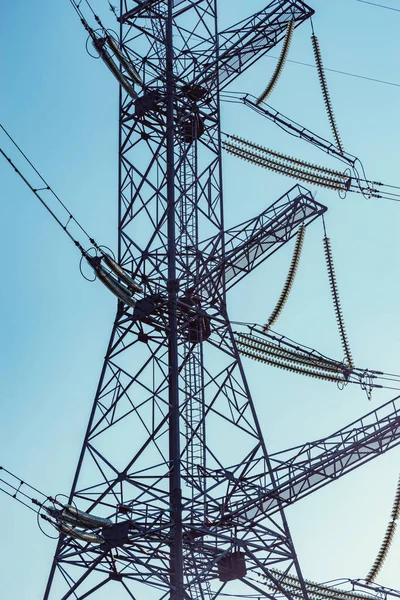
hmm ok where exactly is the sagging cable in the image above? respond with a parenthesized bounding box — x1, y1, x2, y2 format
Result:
(264, 225, 305, 330)
(256, 20, 294, 104)
(0, 126, 142, 308)
(311, 33, 344, 153)
(323, 236, 354, 368)
(366, 474, 400, 583)
(0, 465, 60, 515)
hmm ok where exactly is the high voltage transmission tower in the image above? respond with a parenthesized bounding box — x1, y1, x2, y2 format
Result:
(41, 0, 324, 597)
(2, 1, 400, 599)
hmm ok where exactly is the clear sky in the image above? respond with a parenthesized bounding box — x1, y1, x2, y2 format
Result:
(1, 0, 400, 597)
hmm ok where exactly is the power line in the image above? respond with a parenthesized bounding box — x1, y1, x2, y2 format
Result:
(268, 55, 400, 89)
(354, 0, 400, 13)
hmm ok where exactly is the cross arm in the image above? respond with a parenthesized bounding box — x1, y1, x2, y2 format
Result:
(194, 0, 313, 92)
(230, 394, 400, 522)
(196, 184, 326, 297)
(241, 94, 358, 168)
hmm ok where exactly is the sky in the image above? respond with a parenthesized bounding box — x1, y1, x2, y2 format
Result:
(1, 0, 400, 597)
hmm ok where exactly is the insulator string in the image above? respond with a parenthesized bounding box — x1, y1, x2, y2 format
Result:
(230, 323, 400, 393)
(265, 568, 374, 600)
(237, 345, 345, 383)
(223, 131, 400, 202)
(323, 236, 354, 368)
(236, 333, 346, 374)
(236, 336, 346, 383)
(311, 33, 344, 153)
(366, 474, 400, 583)
(256, 20, 294, 104)
(223, 141, 347, 191)
(263, 226, 305, 330)
(227, 134, 349, 178)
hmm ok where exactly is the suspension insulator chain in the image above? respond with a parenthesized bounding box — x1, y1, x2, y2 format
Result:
(311, 34, 344, 154)
(227, 134, 348, 179)
(237, 345, 344, 383)
(366, 474, 400, 583)
(264, 225, 305, 330)
(223, 140, 348, 191)
(391, 476, 400, 521)
(323, 236, 354, 369)
(236, 335, 345, 383)
(265, 568, 374, 600)
(237, 332, 344, 373)
(256, 20, 295, 105)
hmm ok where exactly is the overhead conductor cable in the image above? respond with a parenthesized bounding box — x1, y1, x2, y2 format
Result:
(0, 125, 142, 307)
(264, 225, 305, 330)
(256, 20, 294, 105)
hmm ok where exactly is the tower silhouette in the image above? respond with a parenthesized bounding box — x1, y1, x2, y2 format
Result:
(42, 1, 328, 598)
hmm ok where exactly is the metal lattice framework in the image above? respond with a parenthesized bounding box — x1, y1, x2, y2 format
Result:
(36, 1, 399, 599)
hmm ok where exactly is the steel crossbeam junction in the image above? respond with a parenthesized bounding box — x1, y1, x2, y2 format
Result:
(38, 1, 398, 599)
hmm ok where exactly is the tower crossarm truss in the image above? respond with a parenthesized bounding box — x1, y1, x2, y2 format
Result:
(194, 0, 314, 91)
(224, 394, 400, 523)
(195, 184, 326, 298)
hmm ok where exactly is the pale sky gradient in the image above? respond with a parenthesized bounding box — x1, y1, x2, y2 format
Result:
(1, 0, 400, 597)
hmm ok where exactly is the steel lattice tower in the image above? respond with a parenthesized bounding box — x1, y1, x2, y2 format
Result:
(43, 1, 327, 598)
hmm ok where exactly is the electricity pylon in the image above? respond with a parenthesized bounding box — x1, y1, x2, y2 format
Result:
(43, 1, 323, 598)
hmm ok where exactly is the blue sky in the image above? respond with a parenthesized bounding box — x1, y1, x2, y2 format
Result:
(1, 0, 400, 597)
